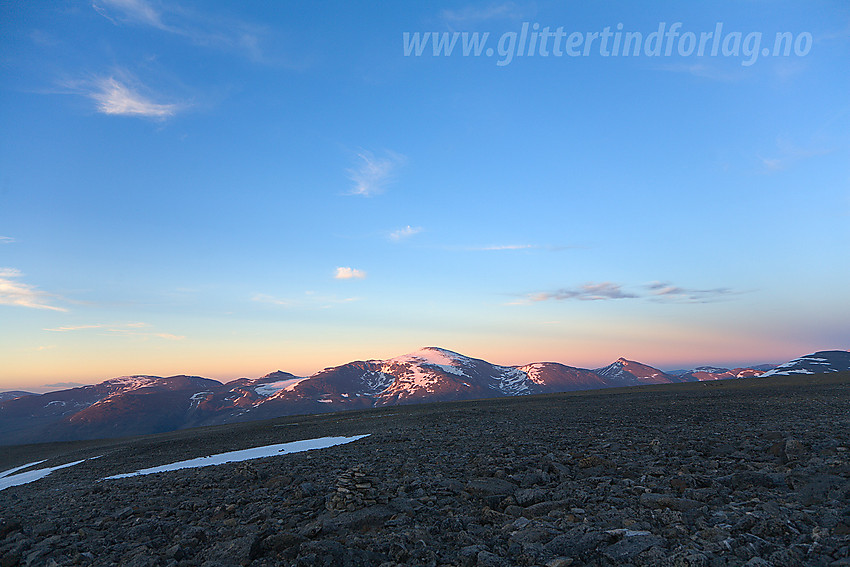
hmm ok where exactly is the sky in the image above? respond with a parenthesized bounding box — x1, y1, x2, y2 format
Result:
(1, 1, 848, 392)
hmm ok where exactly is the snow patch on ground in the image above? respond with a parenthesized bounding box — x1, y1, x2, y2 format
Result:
(0, 458, 96, 491)
(103, 435, 370, 479)
(0, 460, 47, 480)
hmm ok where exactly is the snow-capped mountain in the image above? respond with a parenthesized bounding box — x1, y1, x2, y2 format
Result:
(260, 348, 612, 409)
(670, 366, 770, 381)
(759, 351, 850, 377)
(2, 348, 848, 445)
(594, 357, 680, 385)
(0, 375, 221, 445)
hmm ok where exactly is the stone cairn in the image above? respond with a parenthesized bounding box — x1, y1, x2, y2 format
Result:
(325, 464, 387, 512)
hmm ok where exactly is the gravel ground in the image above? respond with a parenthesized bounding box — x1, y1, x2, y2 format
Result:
(2, 373, 850, 567)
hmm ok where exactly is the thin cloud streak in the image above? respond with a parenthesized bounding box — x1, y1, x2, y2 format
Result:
(252, 292, 361, 309)
(44, 322, 183, 340)
(94, 0, 165, 29)
(93, 0, 268, 62)
(645, 282, 743, 304)
(474, 244, 535, 251)
(43, 381, 87, 389)
(528, 282, 637, 302)
(99, 329, 185, 340)
(652, 63, 741, 82)
(441, 2, 529, 26)
(514, 281, 745, 305)
(0, 268, 67, 312)
(0, 236, 16, 244)
(462, 244, 579, 252)
(44, 324, 105, 332)
(251, 294, 292, 307)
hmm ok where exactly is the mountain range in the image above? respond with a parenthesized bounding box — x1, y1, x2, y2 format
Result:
(1, 347, 848, 446)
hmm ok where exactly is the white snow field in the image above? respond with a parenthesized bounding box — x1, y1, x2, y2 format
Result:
(103, 434, 370, 480)
(0, 459, 89, 491)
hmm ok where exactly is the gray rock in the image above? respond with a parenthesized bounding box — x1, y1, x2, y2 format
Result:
(545, 527, 612, 558)
(477, 550, 509, 567)
(602, 534, 666, 561)
(332, 504, 394, 529)
(466, 478, 517, 496)
(639, 493, 702, 511)
(515, 488, 547, 506)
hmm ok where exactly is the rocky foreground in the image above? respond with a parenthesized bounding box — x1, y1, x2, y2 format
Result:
(2, 373, 849, 567)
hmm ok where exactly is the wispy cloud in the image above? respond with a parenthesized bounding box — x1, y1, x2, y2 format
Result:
(758, 136, 831, 173)
(94, 0, 165, 29)
(44, 321, 183, 339)
(389, 226, 423, 240)
(512, 280, 744, 305)
(473, 244, 535, 251)
(43, 381, 88, 389)
(645, 282, 743, 304)
(334, 267, 366, 280)
(526, 282, 638, 303)
(760, 157, 784, 171)
(93, 0, 267, 61)
(252, 292, 361, 309)
(347, 150, 405, 196)
(251, 294, 292, 307)
(653, 63, 741, 82)
(90, 76, 181, 118)
(0, 236, 16, 244)
(0, 268, 67, 312)
(441, 2, 530, 27)
(463, 244, 579, 252)
(44, 324, 105, 332)
(150, 333, 185, 340)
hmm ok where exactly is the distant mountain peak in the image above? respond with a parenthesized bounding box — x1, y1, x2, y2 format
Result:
(760, 350, 850, 377)
(389, 347, 467, 367)
(414, 346, 465, 357)
(595, 358, 675, 385)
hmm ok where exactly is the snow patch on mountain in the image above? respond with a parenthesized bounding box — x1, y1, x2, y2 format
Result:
(254, 378, 307, 396)
(361, 371, 394, 395)
(388, 347, 467, 376)
(100, 376, 162, 391)
(520, 364, 546, 385)
(760, 351, 850, 377)
(493, 366, 533, 395)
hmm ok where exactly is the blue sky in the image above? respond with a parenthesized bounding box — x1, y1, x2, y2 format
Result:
(1, 1, 848, 391)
